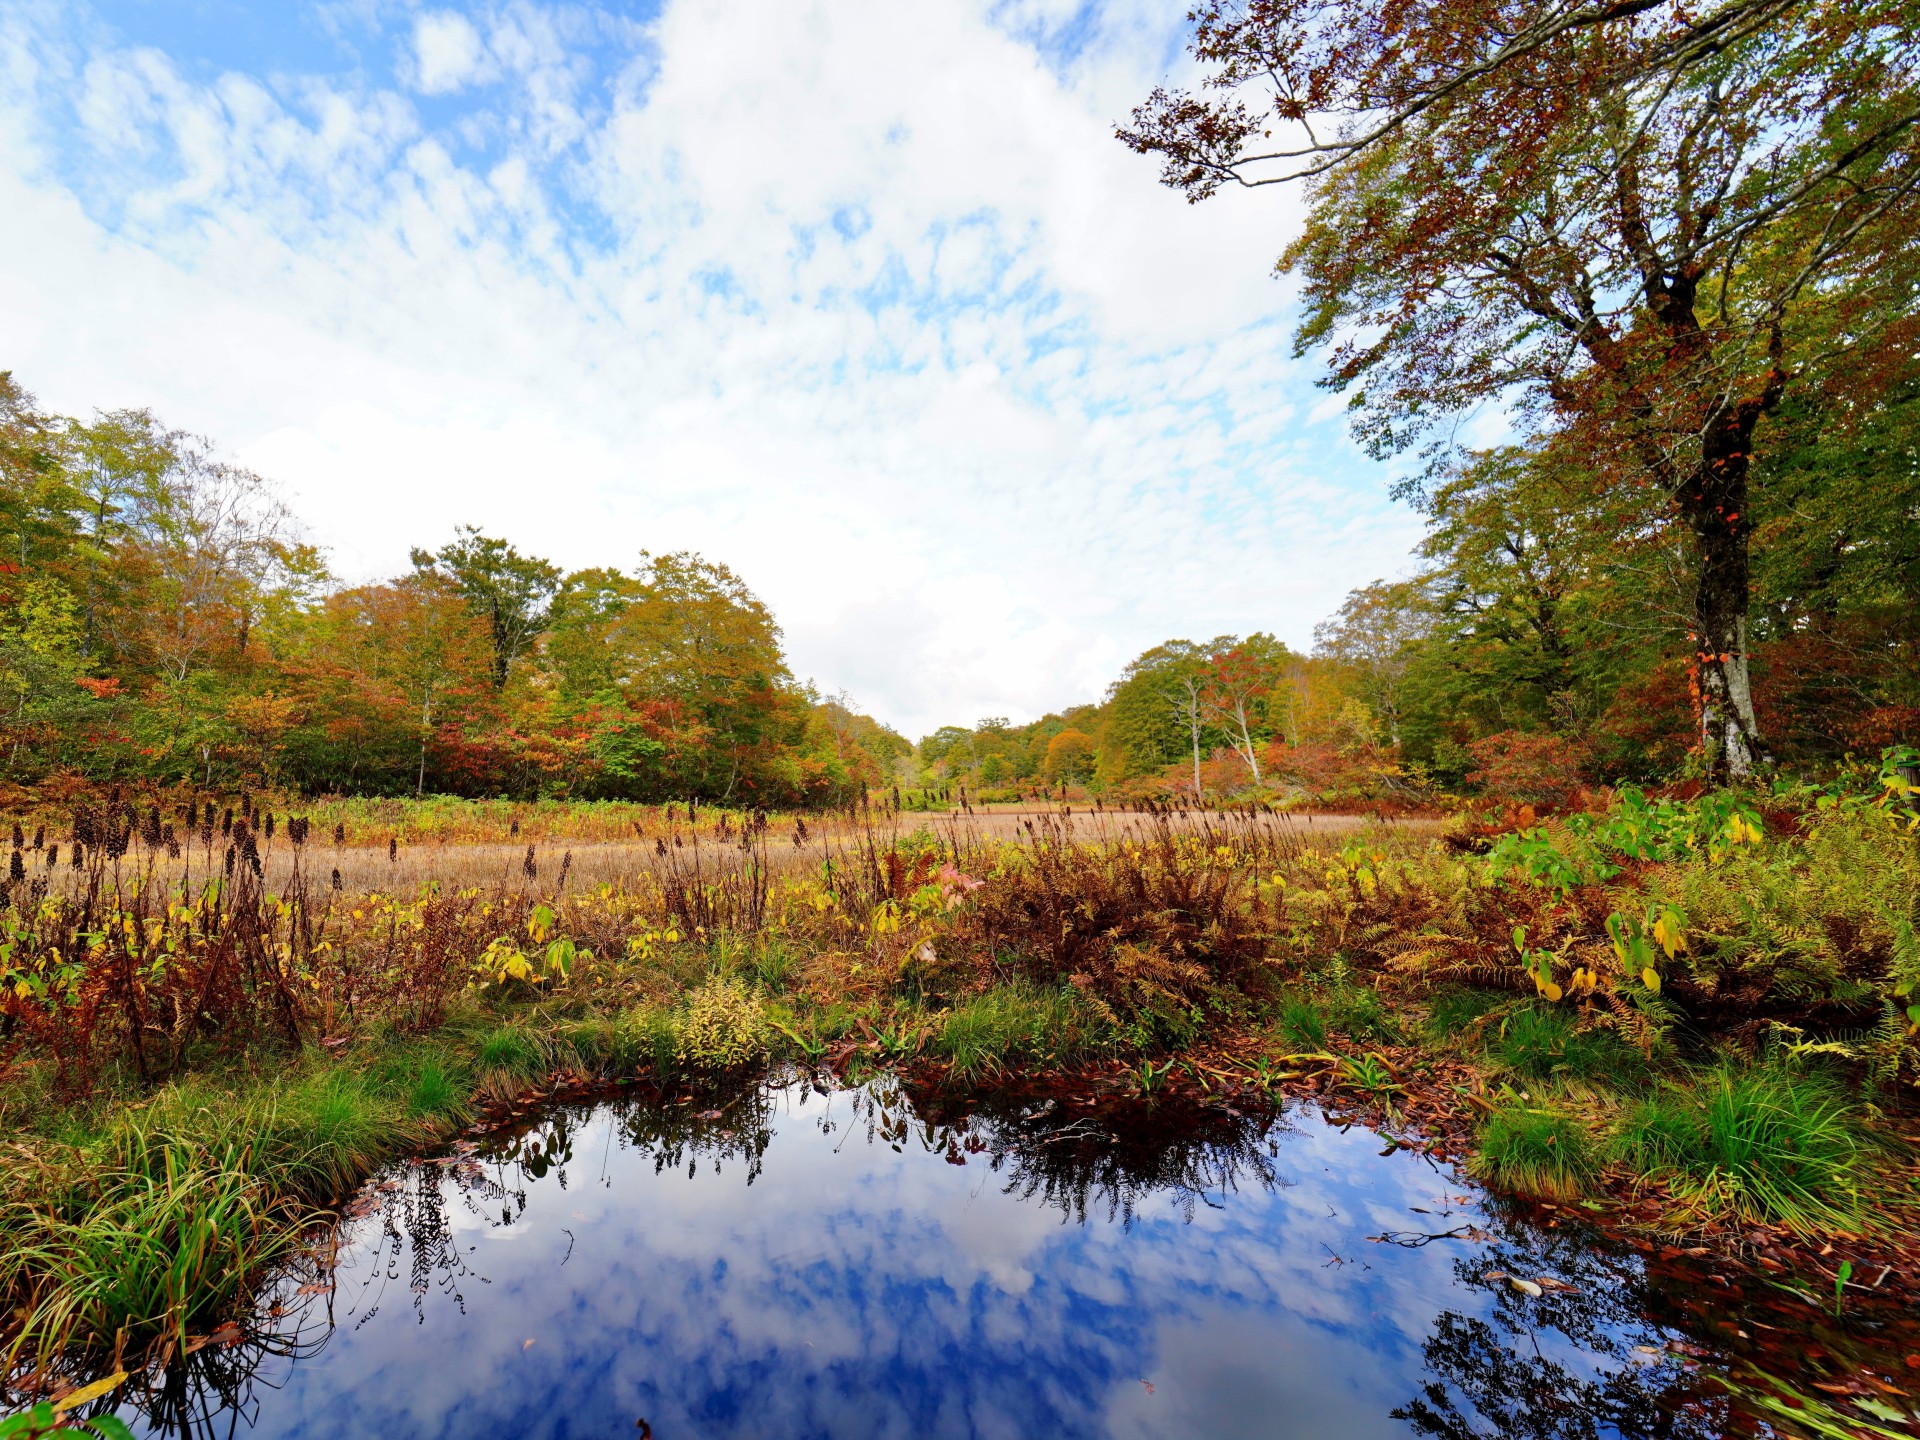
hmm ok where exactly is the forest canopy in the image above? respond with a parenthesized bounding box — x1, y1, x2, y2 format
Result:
(0, 374, 906, 804)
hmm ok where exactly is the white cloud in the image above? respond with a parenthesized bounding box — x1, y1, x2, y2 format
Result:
(0, 0, 1425, 738)
(412, 11, 489, 95)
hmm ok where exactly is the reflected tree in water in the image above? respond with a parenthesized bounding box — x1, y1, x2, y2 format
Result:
(1394, 1230, 1725, 1440)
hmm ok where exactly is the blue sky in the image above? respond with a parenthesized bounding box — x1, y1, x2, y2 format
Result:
(0, 0, 1426, 736)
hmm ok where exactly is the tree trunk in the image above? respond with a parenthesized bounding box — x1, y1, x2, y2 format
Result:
(1681, 398, 1769, 782)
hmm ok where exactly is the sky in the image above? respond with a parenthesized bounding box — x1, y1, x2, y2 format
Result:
(0, 0, 1426, 739)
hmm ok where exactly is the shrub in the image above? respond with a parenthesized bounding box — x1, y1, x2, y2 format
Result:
(1469, 1103, 1599, 1200)
(676, 978, 769, 1071)
(1465, 731, 1588, 808)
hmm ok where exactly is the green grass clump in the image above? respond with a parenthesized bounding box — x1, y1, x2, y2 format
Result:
(1273, 995, 1327, 1050)
(936, 984, 1101, 1078)
(1612, 1065, 1873, 1234)
(1424, 987, 1506, 1039)
(0, 1145, 306, 1363)
(474, 1024, 549, 1093)
(1487, 1004, 1638, 1084)
(1470, 1102, 1599, 1200)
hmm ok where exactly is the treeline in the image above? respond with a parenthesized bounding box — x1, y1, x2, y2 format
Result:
(921, 365, 1919, 804)
(0, 375, 907, 804)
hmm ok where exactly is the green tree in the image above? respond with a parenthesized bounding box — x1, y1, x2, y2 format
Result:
(412, 527, 562, 690)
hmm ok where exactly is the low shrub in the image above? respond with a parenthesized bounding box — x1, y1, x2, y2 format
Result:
(1469, 1103, 1599, 1200)
(676, 978, 769, 1071)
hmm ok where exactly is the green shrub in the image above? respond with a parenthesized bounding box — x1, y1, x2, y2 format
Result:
(935, 984, 1102, 1078)
(1469, 1102, 1599, 1200)
(615, 1005, 684, 1075)
(1613, 1065, 1872, 1234)
(677, 978, 769, 1070)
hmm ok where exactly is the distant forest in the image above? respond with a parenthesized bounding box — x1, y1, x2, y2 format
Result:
(0, 374, 906, 805)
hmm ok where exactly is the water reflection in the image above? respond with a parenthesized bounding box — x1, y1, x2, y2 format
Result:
(65, 1073, 1913, 1439)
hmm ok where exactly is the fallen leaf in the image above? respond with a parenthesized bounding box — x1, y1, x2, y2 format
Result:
(1507, 1277, 1544, 1298)
(50, 1371, 129, 1413)
(523, 1338, 537, 1350)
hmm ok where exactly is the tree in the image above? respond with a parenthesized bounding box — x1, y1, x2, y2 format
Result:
(1200, 633, 1292, 783)
(1124, 0, 1920, 778)
(1313, 581, 1434, 748)
(1044, 728, 1096, 784)
(318, 577, 493, 795)
(412, 527, 561, 690)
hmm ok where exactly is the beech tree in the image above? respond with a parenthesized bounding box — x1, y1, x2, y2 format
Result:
(1123, 0, 1920, 778)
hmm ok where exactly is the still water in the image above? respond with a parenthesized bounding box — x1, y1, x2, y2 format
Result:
(111, 1076, 1910, 1438)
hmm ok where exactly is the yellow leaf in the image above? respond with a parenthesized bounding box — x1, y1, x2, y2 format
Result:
(52, 1370, 129, 1412)
(1542, 982, 1564, 1002)
(1641, 967, 1661, 993)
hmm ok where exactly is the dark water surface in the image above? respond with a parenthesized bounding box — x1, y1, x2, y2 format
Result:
(108, 1076, 1915, 1439)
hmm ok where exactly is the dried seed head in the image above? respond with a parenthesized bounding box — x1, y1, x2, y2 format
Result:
(331, 867, 343, 890)
(388, 837, 398, 862)
(333, 822, 346, 845)
(8, 849, 23, 883)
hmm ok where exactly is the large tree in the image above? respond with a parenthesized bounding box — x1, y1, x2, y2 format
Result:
(1123, 0, 1920, 778)
(412, 526, 561, 690)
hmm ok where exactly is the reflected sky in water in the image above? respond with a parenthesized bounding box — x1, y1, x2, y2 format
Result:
(119, 1079, 1722, 1440)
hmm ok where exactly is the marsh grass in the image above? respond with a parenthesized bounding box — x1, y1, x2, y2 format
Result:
(1612, 1064, 1880, 1234)
(1486, 1004, 1641, 1085)
(0, 1146, 304, 1366)
(1469, 1102, 1600, 1200)
(935, 984, 1106, 1078)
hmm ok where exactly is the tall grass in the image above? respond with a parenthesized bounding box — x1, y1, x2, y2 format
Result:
(1469, 1102, 1600, 1200)
(1612, 1065, 1876, 1234)
(0, 1146, 306, 1365)
(935, 984, 1106, 1078)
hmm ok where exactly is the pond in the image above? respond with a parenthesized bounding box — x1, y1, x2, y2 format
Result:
(102, 1075, 1916, 1438)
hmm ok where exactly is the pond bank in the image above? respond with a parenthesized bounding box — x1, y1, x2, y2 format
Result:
(13, 1068, 1920, 1439)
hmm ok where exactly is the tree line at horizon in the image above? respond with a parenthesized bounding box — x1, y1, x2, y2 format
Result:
(0, 373, 907, 805)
